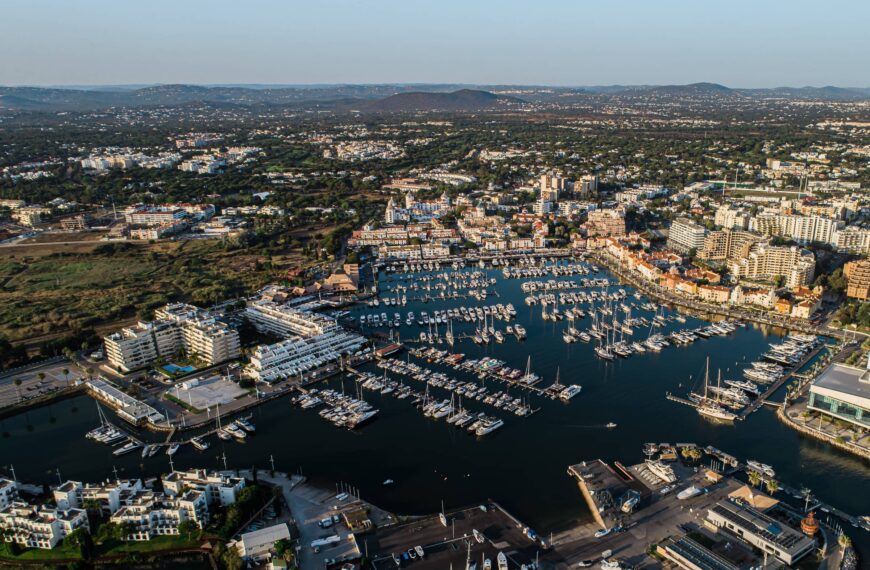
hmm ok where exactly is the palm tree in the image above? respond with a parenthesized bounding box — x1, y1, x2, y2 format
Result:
(13, 378, 22, 402)
(747, 470, 762, 488)
(838, 533, 852, 549)
(62, 368, 70, 387)
(37, 372, 45, 384)
(765, 478, 779, 495)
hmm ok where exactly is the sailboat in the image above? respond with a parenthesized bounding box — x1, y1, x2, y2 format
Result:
(445, 319, 454, 347)
(697, 359, 737, 422)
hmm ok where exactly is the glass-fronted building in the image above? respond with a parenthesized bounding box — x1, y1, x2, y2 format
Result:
(808, 362, 870, 429)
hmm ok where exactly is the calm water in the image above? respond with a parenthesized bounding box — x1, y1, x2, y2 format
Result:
(1, 262, 867, 549)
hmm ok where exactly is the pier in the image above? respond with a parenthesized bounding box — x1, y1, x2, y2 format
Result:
(739, 341, 826, 419)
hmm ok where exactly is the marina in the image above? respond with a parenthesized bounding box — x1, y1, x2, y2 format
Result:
(1, 255, 868, 561)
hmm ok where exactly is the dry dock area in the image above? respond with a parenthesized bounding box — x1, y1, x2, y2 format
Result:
(367, 503, 544, 570)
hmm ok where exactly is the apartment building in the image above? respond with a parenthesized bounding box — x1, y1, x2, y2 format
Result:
(575, 174, 599, 197)
(714, 205, 750, 230)
(750, 212, 842, 245)
(844, 259, 870, 300)
(110, 489, 209, 540)
(162, 469, 245, 507)
(584, 209, 626, 237)
(53, 478, 144, 516)
(834, 227, 870, 254)
(155, 303, 241, 365)
(245, 299, 337, 338)
(727, 244, 815, 287)
(0, 478, 17, 510)
(667, 217, 707, 254)
(247, 331, 366, 382)
(0, 502, 88, 550)
(699, 230, 760, 262)
(104, 304, 239, 372)
(124, 206, 186, 226)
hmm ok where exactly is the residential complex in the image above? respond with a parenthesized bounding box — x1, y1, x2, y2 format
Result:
(0, 502, 89, 550)
(104, 303, 240, 372)
(726, 244, 815, 288)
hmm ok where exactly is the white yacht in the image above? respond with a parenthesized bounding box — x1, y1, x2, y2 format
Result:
(560, 385, 582, 401)
(645, 460, 677, 484)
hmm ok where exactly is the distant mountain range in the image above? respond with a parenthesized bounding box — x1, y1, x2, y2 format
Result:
(1, 82, 869, 112)
(353, 89, 520, 112)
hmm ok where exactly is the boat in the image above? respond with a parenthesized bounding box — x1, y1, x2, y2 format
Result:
(383, 479, 395, 485)
(439, 512, 448, 527)
(166, 443, 180, 456)
(497, 552, 508, 570)
(475, 417, 504, 436)
(605, 422, 617, 429)
(473, 529, 485, 543)
(191, 436, 209, 451)
(415, 546, 425, 558)
(140, 444, 152, 458)
(560, 384, 582, 401)
(645, 460, 677, 484)
(697, 361, 737, 422)
(594, 528, 612, 538)
(113, 440, 140, 456)
(235, 417, 256, 432)
(677, 486, 702, 500)
(746, 460, 775, 478)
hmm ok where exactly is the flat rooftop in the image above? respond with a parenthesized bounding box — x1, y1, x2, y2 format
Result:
(812, 363, 870, 405)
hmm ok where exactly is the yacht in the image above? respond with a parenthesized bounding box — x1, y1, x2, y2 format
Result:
(497, 552, 508, 570)
(166, 443, 180, 456)
(746, 460, 776, 478)
(475, 417, 504, 436)
(560, 385, 582, 401)
(191, 436, 209, 451)
(514, 325, 527, 339)
(113, 440, 141, 456)
(645, 460, 677, 484)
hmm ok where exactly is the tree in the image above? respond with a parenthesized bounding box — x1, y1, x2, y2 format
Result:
(64, 528, 94, 560)
(221, 545, 244, 570)
(747, 470, 762, 488)
(62, 368, 70, 387)
(13, 378, 22, 402)
(274, 538, 291, 559)
(178, 520, 201, 542)
(765, 478, 779, 495)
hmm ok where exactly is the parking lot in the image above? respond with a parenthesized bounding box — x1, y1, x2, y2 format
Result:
(0, 358, 79, 408)
(368, 504, 542, 570)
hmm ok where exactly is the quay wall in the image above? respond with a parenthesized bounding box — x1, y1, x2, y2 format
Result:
(776, 405, 870, 461)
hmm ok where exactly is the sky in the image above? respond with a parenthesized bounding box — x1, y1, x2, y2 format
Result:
(1, 0, 868, 88)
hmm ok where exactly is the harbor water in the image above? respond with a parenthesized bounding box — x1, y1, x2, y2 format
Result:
(1, 261, 867, 548)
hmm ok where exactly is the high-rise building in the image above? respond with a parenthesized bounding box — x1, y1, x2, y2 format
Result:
(750, 212, 841, 245)
(844, 259, 870, 300)
(667, 218, 707, 253)
(714, 205, 750, 230)
(727, 244, 815, 288)
(575, 174, 599, 197)
(699, 230, 760, 262)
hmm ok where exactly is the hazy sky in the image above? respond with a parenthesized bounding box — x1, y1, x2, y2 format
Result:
(2, 0, 867, 87)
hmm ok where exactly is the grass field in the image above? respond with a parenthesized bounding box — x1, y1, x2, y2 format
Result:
(0, 238, 307, 346)
(0, 535, 204, 563)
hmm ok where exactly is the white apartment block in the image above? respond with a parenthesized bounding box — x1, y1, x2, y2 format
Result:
(727, 244, 815, 288)
(667, 218, 707, 253)
(834, 227, 870, 254)
(110, 489, 209, 540)
(124, 206, 186, 226)
(104, 304, 239, 372)
(0, 478, 17, 510)
(0, 502, 88, 550)
(162, 469, 245, 507)
(750, 212, 842, 245)
(54, 478, 144, 515)
(714, 205, 750, 230)
(245, 300, 337, 338)
(247, 331, 367, 382)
